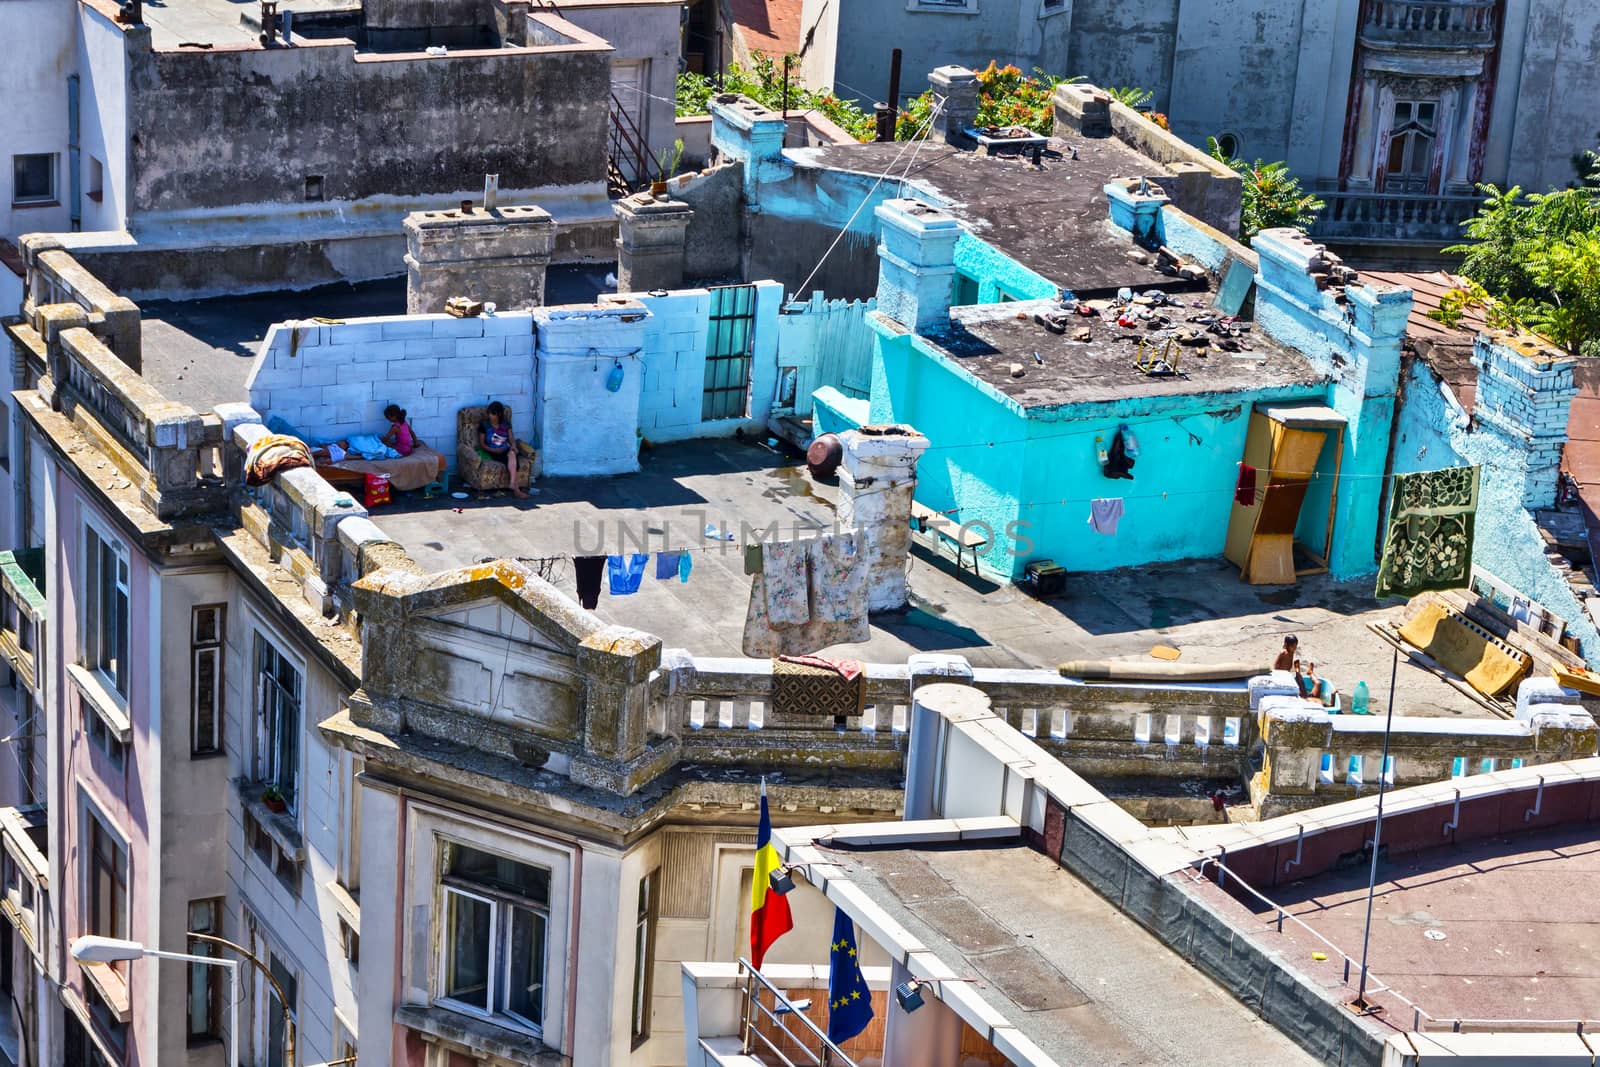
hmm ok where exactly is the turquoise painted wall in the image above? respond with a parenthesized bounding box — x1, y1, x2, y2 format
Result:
(950, 232, 1059, 305)
(869, 323, 1029, 574)
(1393, 359, 1600, 662)
(869, 313, 1323, 579)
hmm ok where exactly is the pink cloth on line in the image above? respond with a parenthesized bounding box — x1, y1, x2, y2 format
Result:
(777, 655, 864, 682)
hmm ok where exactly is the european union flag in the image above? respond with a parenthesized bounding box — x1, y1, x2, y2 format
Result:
(826, 906, 874, 1045)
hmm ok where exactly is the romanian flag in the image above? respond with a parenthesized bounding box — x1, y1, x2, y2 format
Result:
(750, 778, 793, 969)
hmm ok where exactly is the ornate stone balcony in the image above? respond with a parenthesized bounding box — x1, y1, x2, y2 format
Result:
(1311, 189, 1482, 247)
(1360, 0, 1498, 50)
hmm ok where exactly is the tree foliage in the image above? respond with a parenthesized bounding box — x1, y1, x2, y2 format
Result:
(1207, 138, 1325, 242)
(675, 55, 875, 141)
(1444, 185, 1600, 356)
(896, 63, 1079, 140)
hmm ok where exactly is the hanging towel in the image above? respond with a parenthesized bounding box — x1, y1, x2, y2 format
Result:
(655, 551, 683, 580)
(811, 529, 867, 623)
(762, 539, 811, 625)
(1088, 497, 1125, 536)
(678, 552, 692, 583)
(1234, 464, 1257, 506)
(743, 543, 766, 575)
(607, 553, 649, 595)
(574, 556, 606, 610)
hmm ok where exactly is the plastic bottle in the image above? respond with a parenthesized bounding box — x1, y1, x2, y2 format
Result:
(1351, 681, 1370, 715)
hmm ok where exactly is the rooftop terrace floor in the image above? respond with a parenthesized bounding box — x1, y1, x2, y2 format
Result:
(1237, 824, 1600, 1028)
(374, 438, 1494, 717)
(139, 0, 355, 49)
(835, 842, 1318, 1066)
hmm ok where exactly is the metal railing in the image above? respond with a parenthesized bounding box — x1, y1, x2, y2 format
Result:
(738, 958, 860, 1067)
(1312, 190, 1481, 244)
(608, 90, 661, 196)
(1191, 854, 1600, 1035)
(1187, 857, 1436, 1030)
(1363, 0, 1496, 40)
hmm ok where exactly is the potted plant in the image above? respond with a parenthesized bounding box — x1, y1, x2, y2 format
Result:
(651, 138, 685, 198)
(261, 785, 287, 814)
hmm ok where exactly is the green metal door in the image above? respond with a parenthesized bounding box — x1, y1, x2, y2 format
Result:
(703, 285, 756, 421)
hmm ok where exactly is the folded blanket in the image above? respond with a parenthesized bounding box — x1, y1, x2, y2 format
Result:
(245, 434, 312, 487)
(771, 656, 866, 718)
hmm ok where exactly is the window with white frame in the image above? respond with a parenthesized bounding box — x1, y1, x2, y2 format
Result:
(912, 0, 976, 9)
(83, 523, 129, 699)
(253, 634, 301, 813)
(438, 841, 550, 1033)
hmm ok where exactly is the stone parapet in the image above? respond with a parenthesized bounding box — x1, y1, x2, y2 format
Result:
(928, 66, 979, 144)
(1252, 699, 1598, 817)
(873, 198, 963, 334)
(403, 203, 555, 314)
(836, 424, 929, 612)
(613, 193, 694, 292)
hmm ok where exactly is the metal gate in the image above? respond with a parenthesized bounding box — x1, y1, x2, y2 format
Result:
(703, 285, 756, 421)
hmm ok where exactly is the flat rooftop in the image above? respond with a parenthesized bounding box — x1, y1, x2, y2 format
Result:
(139, 267, 612, 412)
(136, 0, 357, 49)
(833, 842, 1318, 1066)
(923, 299, 1323, 408)
(373, 437, 1495, 717)
(803, 138, 1185, 296)
(1228, 824, 1600, 1027)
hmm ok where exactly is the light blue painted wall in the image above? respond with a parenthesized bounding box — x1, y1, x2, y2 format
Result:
(868, 312, 1324, 579)
(626, 280, 784, 443)
(1393, 358, 1600, 662)
(951, 232, 1059, 305)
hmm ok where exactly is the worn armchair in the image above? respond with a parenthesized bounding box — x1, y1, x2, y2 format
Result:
(456, 405, 535, 491)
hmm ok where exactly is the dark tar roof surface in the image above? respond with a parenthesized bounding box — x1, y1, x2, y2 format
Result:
(803, 137, 1183, 295)
(917, 299, 1324, 408)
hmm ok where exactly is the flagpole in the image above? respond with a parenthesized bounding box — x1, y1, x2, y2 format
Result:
(1353, 644, 1398, 1012)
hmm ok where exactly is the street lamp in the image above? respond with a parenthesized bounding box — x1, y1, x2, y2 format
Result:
(71, 935, 241, 1067)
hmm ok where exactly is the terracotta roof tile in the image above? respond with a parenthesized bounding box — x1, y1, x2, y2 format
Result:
(727, 0, 803, 59)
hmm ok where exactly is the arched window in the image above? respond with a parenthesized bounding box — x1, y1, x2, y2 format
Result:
(1383, 99, 1438, 193)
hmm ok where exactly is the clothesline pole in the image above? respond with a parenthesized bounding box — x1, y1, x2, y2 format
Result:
(1353, 642, 1399, 1014)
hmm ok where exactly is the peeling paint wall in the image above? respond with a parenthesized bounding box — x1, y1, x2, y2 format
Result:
(1393, 357, 1600, 659)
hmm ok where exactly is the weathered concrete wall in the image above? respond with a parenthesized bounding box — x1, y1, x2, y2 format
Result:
(552, 0, 684, 167)
(123, 31, 610, 214)
(0, 0, 75, 241)
(807, 0, 1076, 106)
(1064, 0, 1180, 113)
(675, 164, 744, 283)
(1505, 0, 1600, 192)
(1392, 352, 1600, 660)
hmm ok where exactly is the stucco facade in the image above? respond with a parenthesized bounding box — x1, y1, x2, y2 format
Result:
(797, 0, 1600, 261)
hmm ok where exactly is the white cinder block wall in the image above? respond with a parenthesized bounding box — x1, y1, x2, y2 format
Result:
(245, 282, 785, 475)
(245, 312, 539, 466)
(617, 280, 783, 444)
